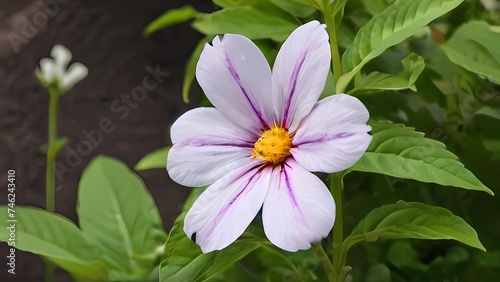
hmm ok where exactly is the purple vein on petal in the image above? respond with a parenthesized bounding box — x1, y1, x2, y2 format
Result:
(181, 138, 255, 148)
(282, 49, 308, 128)
(283, 165, 299, 208)
(294, 132, 356, 147)
(283, 163, 308, 226)
(206, 166, 265, 238)
(224, 51, 270, 128)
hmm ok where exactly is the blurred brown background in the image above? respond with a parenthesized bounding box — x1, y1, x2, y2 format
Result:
(0, 0, 213, 280)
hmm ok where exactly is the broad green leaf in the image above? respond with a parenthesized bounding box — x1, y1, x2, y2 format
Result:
(270, 0, 316, 17)
(442, 21, 500, 85)
(213, 0, 258, 7)
(291, 0, 322, 10)
(144, 5, 198, 36)
(350, 53, 425, 94)
(337, 0, 463, 93)
(0, 206, 107, 280)
(349, 123, 493, 195)
(135, 146, 171, 171)
(192, 7, 299, 41)
(344, 201, 486, 252)
(77, 156, 167, 279)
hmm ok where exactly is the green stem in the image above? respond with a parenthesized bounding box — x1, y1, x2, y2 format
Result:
(323, 5, 343, 84)
(331, 172, 345, 281)
(45, 86, 62, 282)
(313, 242, 337, 282)
(45, 86, 60, 212)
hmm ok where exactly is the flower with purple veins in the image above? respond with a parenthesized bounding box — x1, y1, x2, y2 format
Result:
(167, 20, 372, 253)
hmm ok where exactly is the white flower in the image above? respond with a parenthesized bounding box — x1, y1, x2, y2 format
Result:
(167, 21, 372, 253)
(36, 44, 88, 93)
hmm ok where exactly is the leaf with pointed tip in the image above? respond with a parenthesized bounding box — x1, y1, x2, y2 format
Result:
(350, 53, 425, 94)
(349, 123, 493, 195)
(78, 156, 167, 279)
(337, 0, 464, 93)
(135, 146, 171, 171)
(144, 5, 199, 36)
(344, 201, 486, 252)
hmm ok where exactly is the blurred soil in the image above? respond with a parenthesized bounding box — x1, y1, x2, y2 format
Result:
(0, 0, 213, 281)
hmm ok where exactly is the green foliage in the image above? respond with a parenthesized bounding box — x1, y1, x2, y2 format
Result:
(349, 123, 493, 195)
(350, 52, 425, 94)
(442, 21, 500, 84)
(0, 206, 107, 280)
(137, 0, 500, 280)
(135, 146, 171, 171)
(192, 7, 298, 41)
(78, 156, 167, 279)
(182, 38, 207, 103)
(1, 156, 167, 281)
(338, 0, 464, 93)
(344, 201, 485, 252)
(144, 5, 199, 36)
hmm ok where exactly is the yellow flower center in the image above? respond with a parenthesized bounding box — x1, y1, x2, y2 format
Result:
(251, 124, 292, 165)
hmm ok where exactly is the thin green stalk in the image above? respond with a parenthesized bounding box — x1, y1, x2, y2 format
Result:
(45, 86, 61, 282)
(330, 172, 345, 281)
(322, 6, 343, 84)
(46, 86, 60, 212)
(313, 242, 337, 282)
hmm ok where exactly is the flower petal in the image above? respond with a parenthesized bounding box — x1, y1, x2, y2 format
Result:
(50, 44, 72, 77)
(262, 158, 335, 252)
(60, 62, 88, 91)
(196, 34, 274, 134)
(291, 94, 372, 173)
(272, 20, 331, 131)
(167, 108, 258, 187)
(39, 58, 56, 81)
(184, 161, 270, 253)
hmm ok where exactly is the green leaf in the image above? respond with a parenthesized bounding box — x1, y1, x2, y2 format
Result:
(337, 0, 464, 93)
(0, 206, 107, 280)
(77, 156, 167, 279)
(366, 264, 391, 282)
(144, 5, 199, 36)
(291, 0, 322, 10)
(192, 7, 299, 41)
(344, 201, 486, 252)
(182, 38, 208, 103)
(270, 0, 316, 17)
(213, 0, 258, 7)
(135, 146, 171, 171)
(442, 21, 500, 85)
(387, 240, 429, 271)
(350, 53, 425, 94)
(349, 123, 493, 195)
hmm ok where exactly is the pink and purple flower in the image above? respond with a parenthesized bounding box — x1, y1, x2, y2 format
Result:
(167, 21, 372, 253)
